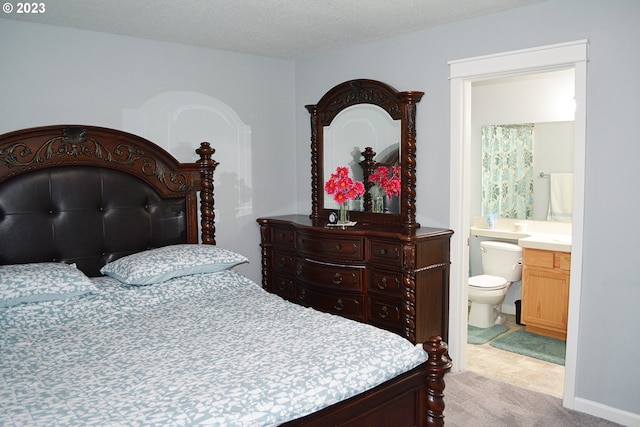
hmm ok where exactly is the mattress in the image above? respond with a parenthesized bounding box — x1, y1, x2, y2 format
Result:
(0, 269, 427, 426)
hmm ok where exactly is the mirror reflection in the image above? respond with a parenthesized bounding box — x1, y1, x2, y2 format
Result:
(481, 121, 574, 221)
(323, 104, 400, 212)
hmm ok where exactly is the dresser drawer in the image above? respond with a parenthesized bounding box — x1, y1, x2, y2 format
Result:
(369, 240, 403, 267)
(524, 248, 554, 268)
(297, 232, 364, 261)
(297, 285, 364, 320)
(296, 258, 365, 291)
(368, 296, 403, 333)
(271, 227, 295, 246)
(272, 273, 296, 300)
(369, 269, 402, 296)
(557, 252, 571, 271)
(524, 249, 571, 270)
(272, 252, 296, 273)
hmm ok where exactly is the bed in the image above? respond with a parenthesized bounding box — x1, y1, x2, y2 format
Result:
(0, 125, 451, 426)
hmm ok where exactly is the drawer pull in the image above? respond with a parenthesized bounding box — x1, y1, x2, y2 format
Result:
(278, 280, 286, 290)
(378, 277, 387, 290)
(298, 289, 306, 301)
(379, 248, 387, 255)
(335, 244, 341, 251)
(378, 306, 388, 319)
(296, 265, 302, 275)
(334, 299, 344, 311)
(332, 273, 343, 285)
(276, 257, 287, 267)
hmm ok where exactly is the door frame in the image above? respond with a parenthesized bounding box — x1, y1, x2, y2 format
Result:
(447, 40, 588, 408)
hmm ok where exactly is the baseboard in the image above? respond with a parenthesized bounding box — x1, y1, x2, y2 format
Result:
(572, 396, 640, 426)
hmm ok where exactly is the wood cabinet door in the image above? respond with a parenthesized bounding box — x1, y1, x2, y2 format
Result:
(522, 265, 570, 339)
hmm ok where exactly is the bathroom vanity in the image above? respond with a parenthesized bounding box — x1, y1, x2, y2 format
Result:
(521, 248, 570, 340)
(470, 218, 571, 340)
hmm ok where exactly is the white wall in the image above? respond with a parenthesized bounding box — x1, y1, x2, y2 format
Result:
(295, 0, 640, 421)
(0, 18, 296, 284)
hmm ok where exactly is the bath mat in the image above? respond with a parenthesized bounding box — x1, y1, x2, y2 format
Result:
(490, 330, 566, 365)
(467, 324, 509, 345)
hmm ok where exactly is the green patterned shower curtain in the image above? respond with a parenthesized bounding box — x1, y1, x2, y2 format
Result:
(481, 125, 534, 219)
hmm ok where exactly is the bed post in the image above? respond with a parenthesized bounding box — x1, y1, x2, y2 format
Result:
(424, 336, 452, 427)
(196, 142, 219, 245)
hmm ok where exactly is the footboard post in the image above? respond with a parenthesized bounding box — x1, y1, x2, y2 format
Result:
(423, 336, 452, 427)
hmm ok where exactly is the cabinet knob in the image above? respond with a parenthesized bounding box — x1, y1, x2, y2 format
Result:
(377, 277, 387, 290)
(332, 273, 343, 285)
(334, 299, 344, 311)
(335, 244, 341, 251)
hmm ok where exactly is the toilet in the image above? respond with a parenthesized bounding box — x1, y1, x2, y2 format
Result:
(468, 241, 523, 328)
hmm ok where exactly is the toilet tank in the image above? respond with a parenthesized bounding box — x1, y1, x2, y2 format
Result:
(480, 241, 523, 282)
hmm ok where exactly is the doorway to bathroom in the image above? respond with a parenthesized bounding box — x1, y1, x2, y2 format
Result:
(448, 40, 588, 408)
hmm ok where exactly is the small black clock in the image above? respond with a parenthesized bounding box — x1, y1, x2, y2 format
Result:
(328, 211, 338, 224)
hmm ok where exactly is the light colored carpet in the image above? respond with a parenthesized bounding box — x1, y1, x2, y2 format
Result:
(444, 371, 621, 427)
(467, 324, 509, 345)
(490, 330, 566, 365)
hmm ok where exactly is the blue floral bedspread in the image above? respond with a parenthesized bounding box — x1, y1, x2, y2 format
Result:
(0, 270, 428, 426)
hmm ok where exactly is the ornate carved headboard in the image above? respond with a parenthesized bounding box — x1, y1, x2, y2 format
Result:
(0, 125, 218, 276)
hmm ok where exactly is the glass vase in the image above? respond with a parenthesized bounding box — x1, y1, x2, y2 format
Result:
(373, 196, 384, 213)
(338, 201, 350, 224)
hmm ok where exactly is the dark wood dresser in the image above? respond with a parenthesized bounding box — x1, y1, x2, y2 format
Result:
(258, 215, 452, 344)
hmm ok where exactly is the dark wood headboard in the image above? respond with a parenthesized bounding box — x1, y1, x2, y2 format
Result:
(0, 125, 218, 276)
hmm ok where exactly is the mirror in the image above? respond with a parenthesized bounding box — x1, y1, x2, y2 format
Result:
(306, 79, 423, 229)
(323, 104, 400, 213)
(471, 68, 575, 222)
(479, 120, 574, 221)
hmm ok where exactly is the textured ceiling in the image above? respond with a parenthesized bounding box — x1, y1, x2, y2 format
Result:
(3, 0, 544, 59)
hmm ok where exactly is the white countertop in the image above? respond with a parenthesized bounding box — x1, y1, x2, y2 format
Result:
(517, 233, 571, 252)
(470, 220, 572, 253)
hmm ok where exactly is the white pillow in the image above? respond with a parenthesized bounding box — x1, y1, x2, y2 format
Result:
(100, 244, 248, 285)
(0, 262, 95, 307)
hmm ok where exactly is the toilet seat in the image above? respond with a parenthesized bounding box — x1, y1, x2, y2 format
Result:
(469, 274, 508, 290)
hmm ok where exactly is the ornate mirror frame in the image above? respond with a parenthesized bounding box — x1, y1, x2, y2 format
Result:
(306, 79, 424, 229)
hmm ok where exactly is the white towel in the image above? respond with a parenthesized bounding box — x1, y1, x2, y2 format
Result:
(547, 173, 573, 222)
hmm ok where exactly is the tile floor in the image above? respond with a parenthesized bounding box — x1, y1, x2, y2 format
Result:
(465, 314, 565, 398)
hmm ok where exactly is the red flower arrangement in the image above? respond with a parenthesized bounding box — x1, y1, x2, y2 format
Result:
(369, 165, 401, 198)
(325, 166, 365, 204)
